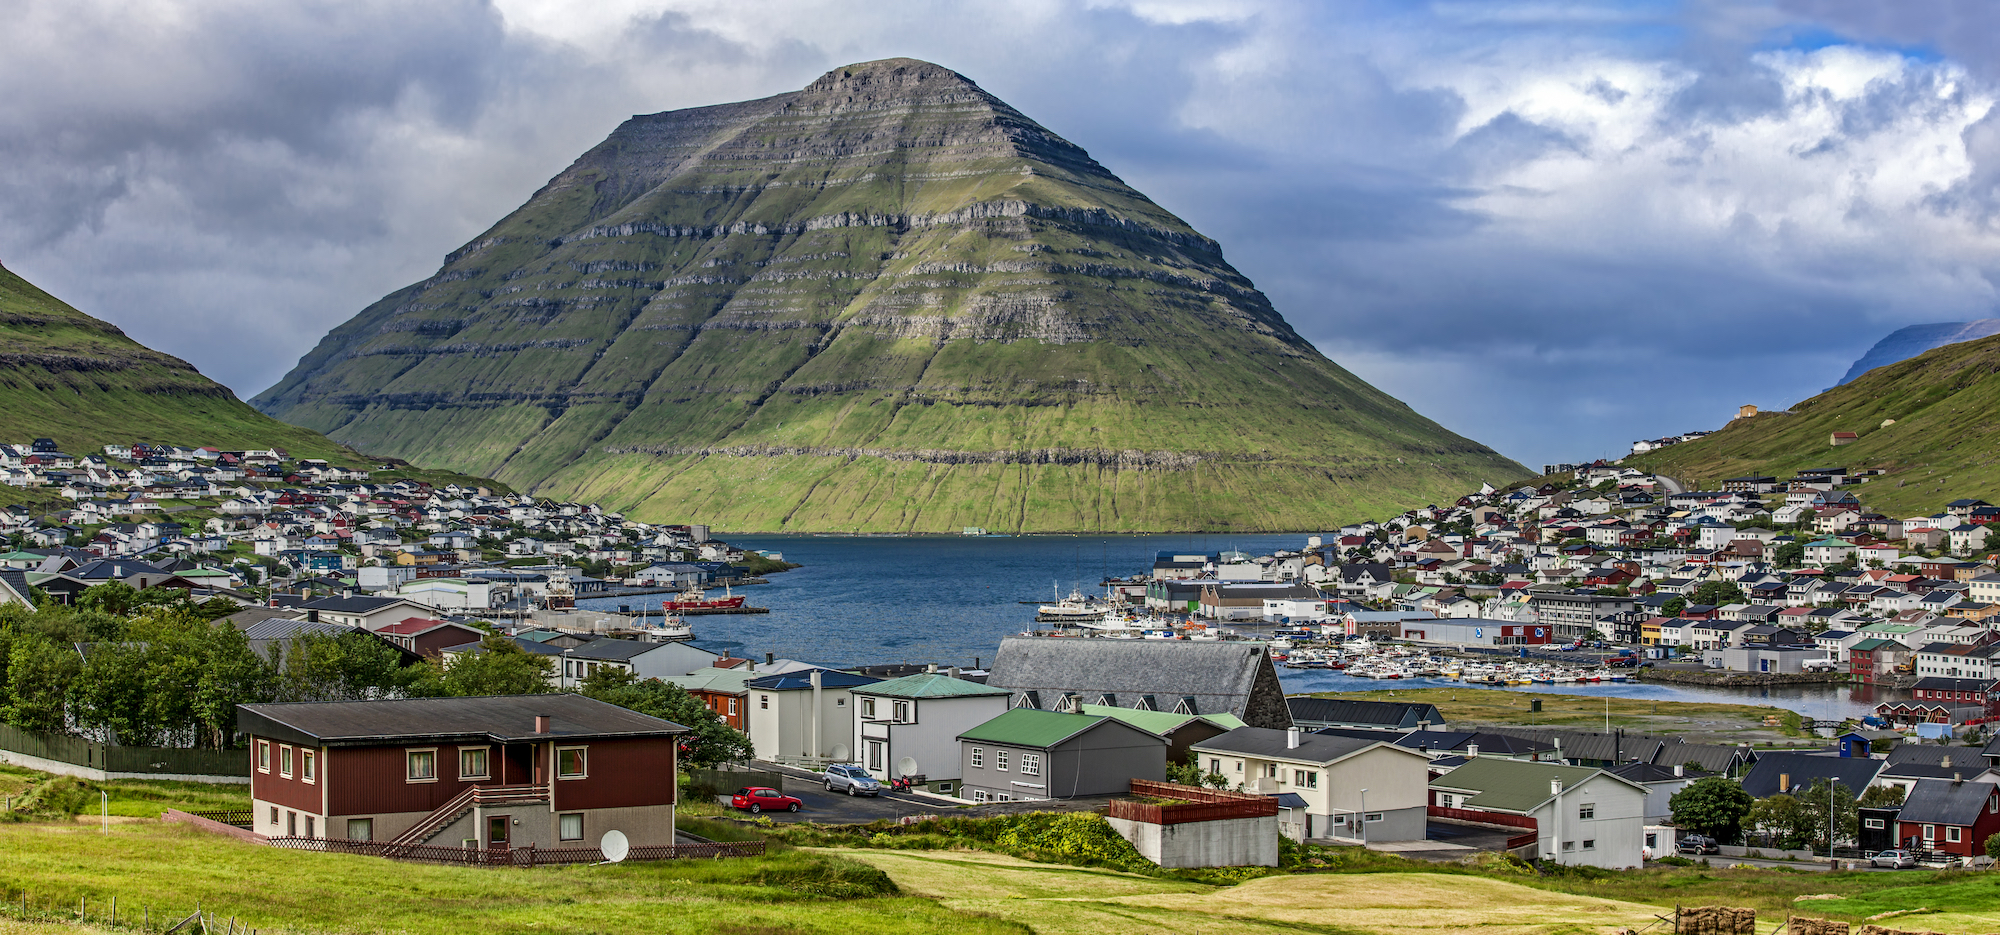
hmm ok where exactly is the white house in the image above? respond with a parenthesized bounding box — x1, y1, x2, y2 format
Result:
(1429, 757, 1649, 869)
(849, 671, 1011, 797)
(745, 668, 882, 766)
(1191, 726, 1433, 843)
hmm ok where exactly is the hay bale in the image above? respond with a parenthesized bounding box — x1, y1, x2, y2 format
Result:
(1790, 918, 1849, 935)
(1677, 906, 1757, 935)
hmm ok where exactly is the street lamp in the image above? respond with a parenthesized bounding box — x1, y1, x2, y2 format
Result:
(1359, 788, 1368, 845)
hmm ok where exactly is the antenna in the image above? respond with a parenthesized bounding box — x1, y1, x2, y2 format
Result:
(598, 830, 629, 864)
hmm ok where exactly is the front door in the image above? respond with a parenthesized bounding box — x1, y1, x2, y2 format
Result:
(488, 816, 510, 848)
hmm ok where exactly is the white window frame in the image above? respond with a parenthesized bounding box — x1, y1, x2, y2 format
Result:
(973, 789, 989, 803)
(862, 698, 876, 718)
(1578, 804, 1595, 820)
(1946, 826, 1962, 843)
(970, 747, 983, 769)
(995, 749, 1010, 772)
(893, 700, 909, 722)
(555, 745, 588, 780)
(406, 748, 438, 783)
(459, 746, 491, 781)
(759, 694, 769, 709)
(256, 740, 271, 773)
(1020, 753, 1041, 777)
(301, 749, 317, 784)
(279, 744, 294, 779)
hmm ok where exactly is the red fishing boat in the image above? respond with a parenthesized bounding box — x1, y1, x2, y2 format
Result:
(662, 584, 745, 611)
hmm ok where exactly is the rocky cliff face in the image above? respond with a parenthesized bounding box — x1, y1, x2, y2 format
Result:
(255, 58, 1526, 531)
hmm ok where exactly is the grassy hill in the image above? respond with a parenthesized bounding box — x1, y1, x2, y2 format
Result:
(255, 58, 1528, 532)
(0, 264, 502, 492)
(1627, 332, 2000, 515)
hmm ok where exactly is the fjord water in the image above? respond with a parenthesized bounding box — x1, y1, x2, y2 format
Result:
(577, 534, 1886, 719)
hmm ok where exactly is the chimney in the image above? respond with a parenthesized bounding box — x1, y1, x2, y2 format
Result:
(1779, 773, 1790, 793)
(974, 656, 981, 669)
(342, 588, 353, 599)
(766, 652, 775, 665)
(948, 667, 961, 678)
(1954, 772, 1963, 785)
(1287, 726, 1302, 749)
(534, 714, 550, 734)
(927, 663, 937, 674)
(1674, 764, 1685, 778)
(1941, 755, 1951, 769)
(1417, 719, 1431, 732)
(1550, 778, 1563, 796)
(1467, 744, 1479, 757)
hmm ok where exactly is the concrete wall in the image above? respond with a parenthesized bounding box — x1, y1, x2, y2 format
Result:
(1108, 814, 1279, 868)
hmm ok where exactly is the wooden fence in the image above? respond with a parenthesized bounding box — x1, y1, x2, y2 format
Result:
(1428, 805, 1538, 830)
(1108, 780, 1279, 826)
(0, 724, 247, 778)
(267, 836, 765, 865)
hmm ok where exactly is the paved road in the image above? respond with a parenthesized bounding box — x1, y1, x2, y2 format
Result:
(1654, 474, 1686, 495)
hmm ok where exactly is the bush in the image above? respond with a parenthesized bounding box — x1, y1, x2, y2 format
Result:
(751, 854, 898, 899)
(23, 776, 96, 817)
(1656, 855, 1695, 867)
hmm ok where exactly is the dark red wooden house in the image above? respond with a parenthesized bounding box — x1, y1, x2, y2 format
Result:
(236, 694, 686, 851)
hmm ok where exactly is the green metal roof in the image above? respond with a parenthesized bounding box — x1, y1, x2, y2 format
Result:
(957, 708, 1123, 748)
(1429, 757, 1619, 814)
(1848, 638, 1899, 651)
(852, 673, 1010, 699)
(1078, 704, 1245, 734)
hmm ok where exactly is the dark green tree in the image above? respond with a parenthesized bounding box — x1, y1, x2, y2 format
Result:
(1690, 580, 1746, 607)
(577, 668, 752, 768)
(4, 634, 82, 733)
(1858, 784, 1906, 808)
(1670, 776, 1754, 843)
(272, 630, 424, 702)
(419, 632, 552, 697)
(1773, 541, 1805, 567)
(1789, 779, 1858, 852)
(1662, 597, 1688, 618)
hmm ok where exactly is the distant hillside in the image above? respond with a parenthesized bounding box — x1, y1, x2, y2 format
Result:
(1837, 318, 2000, 385)
(1628, 333, 2000, 515)
(0, 263, 499, 490)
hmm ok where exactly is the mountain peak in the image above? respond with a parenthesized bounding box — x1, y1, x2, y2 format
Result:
(798, 58, 983, 100)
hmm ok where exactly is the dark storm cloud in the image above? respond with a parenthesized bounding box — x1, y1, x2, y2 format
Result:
(2, 0, 1996, 470)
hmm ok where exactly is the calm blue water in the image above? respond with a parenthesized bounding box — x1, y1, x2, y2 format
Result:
(575, 533, 1890, 719)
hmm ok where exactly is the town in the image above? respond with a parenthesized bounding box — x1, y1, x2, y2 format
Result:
(0, 431, 1996, 921)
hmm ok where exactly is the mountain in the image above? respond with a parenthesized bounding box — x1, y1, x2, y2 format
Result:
(255, 58, 1527, 532)
(1837, 319, 2000, 385)
(0, 262, 498, 493)
(1627, 332, 2000, 516)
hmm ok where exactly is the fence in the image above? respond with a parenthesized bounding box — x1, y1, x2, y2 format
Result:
(1108, 780, 1279, 826)
(0, 724, 247, 780)
(267, 836, 765, 866)
(1428, 805, 1538, 831)
(163, 810, 265, 846)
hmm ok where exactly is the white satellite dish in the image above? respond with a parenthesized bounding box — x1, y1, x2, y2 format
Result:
(599, 829, 629, 863)
(896, 756, 919, 779)
(829, 743, 850, 761)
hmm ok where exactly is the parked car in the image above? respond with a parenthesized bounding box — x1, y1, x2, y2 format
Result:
(729, 786, 801, 814)
(1676, 834, 1720, 855)
(1869, 849, 1918, 869)
(823, 764, 883, 797)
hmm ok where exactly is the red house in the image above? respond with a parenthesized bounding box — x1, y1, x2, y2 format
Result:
(1895, 777, 2000, 857)
(237, 694, 685, 850)
(376, 617, 488, 657)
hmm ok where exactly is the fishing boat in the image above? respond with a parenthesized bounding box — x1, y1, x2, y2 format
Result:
(1038, 584, 1111, 623)
(663, 583, 746, 611)
(643, 604, 695, 642)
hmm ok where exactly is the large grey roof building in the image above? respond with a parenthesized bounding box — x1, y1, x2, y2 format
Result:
(986, 637, 1292, 729)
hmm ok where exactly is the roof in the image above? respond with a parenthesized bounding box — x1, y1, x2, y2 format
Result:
(1287, 697, 1443, 729)
(1079, 705, 1245, 735)
(743, 668, 881, 691)
(0, 570, 33, 605)
(1896, 776, 2000, 824)
(1395, 730, 1554, 757)
(1739, 751, 1885, 798)
(1608, 762, 1701, 783)
(1192, 726, 1411, 765)
(1429, 757, 1635, 813)
(300, 595, 420, 614)
(563, 638, 673, 662)
(69, 558, 168, 579)
(956, 708, 1139, 749)
(853, 672, 1010, 699)
(986, 637, 1285, 724)
(242, 617, 363, 641)
(238, 693, 686, 748)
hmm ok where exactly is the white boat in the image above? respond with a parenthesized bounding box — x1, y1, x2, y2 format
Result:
(1039, 584, 1111, 622)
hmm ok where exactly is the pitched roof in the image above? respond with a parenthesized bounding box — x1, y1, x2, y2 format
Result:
(1739, 751, 1884, 798)
(1429, 757, 1632, 813)
(1896, 776, 2000, 825)
(986, 637, 1285, 724)
(743, 668, 881, 691)
(1193, 726, 1409, 765)
(0, 570, 33, 605)
(854, 673, 1010, 699)
(300, 595, 420, 614)
(1287, 697, 1443, 729)
(1080, 705, 1245, 735)
(239, 694, 685, 747)
(956, 708, 1135, 748)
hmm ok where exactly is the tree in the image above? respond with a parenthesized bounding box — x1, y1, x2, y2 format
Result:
(1858, 784, 1906, 808)
(76, 581, 141, 617)
(1790, 779, 1858, 852)
(1670, 776, 1754, 843)
(420, 632, 552, 697)
(1662, 597, 1688, 618)
(272, 630, 424, 702)
(1747, 793, 1807, 848)
(1166, 751, 1228, 789)
(1773, 541, 1805, 567)
(4, 634, 82, 733)
(577, 668, 752, 768)
(1987, 832, 2000, 862)
(1690, 580, 1746, 607)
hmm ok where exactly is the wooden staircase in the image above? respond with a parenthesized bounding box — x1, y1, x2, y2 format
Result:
(390, 784, 549, 847)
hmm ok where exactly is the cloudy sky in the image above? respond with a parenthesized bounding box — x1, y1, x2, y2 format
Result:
(4, 0, 1999, 468)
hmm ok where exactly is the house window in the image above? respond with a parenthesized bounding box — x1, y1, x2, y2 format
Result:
(868, 741, 884, 771)
(970, 747, 983, 769)
(1366, 813, 1383, 823)
(1582, 839, 1595, 850)
(973, 790, 989, 803)
(256, 741, 271, 773)
(556, 746, 587, 779)
(996, 750, 1010, 771)
(1578, 804, 1595, 820)
(287, 811, 296, 836)
(559, 813, 584, 841)
(1021, 754, 1041, 777)
(279, 745, 294, 778)
(1235, 760, 1243, 773)
(269, 806, 278, 827)
(460, 747, 490, 780)
(760, 695, 769, 710)
(348, 818, 373, 842)
(1209, 758, 1222, 775)
(997, 793, 1012, 802)
(727, 698, 738, 716)
(1863, 818, 1885, 829)
(862, 698, 876, 718)
(1946, 826, 1962, 843)
(1265, 763, 1279, 779)
(836, 698, 845, 707)
(937, 782, 952, 794)
(1562, 840, 1575, 851)
(304, 815, 314, 838)
(302, 750, 317, 784)
(1923, 824, 1936, 841)
(894, 701, 909, 721)
(1294, 770, 1317, 788)
(407, 749, 437, 782)
(1438, 794, 1456, 809)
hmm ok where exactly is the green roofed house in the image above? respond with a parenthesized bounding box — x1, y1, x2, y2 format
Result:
(851, 671, 1011, 797)
(1079, 705, 1244, 764)
(956, 708, 1166, 803)
(1428, 756, 1648, 869)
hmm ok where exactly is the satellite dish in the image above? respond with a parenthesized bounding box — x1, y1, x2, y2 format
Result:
(829, 743, 850, 761)
(896, 756, 919, 779)
(599, 829, 629, 863)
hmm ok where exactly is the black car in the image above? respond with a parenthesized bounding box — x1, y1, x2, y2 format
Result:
(1676, 834, 1719, 855)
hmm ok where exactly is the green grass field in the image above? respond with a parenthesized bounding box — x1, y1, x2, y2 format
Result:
(1302, 686, 1814, 744)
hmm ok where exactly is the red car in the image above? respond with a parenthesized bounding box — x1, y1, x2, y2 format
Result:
(730, 786, 801, 814)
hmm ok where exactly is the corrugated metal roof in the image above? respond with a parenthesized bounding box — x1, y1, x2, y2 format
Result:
(956, 708, 1120, 748)
(1079, 705, 1244, 734)
(1429, 757, 1622, 813)
(1897, 776, 2000, 824)
(854, 673, 1009, 699)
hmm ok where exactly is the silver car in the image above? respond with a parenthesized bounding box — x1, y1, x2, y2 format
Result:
(1869, 849, 1918, 869)
(823, 764, 883, 796)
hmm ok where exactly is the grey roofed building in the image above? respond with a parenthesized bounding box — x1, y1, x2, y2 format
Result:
(1193, 726, 1380, 762)
(0, 569, 33, 606)
(985, 637, 1292, 728)
(1739, 751, 1885, 798)
(1986, 734, 2000, 768)
(1879, 744, 1989, 782)
(1490, 728, 1664, 767)
(1894, 776, 2000, 828)
(1653, 741, 1759, 776)
(237, 693, 687, 748)
(225, 606, 301, 630)
(1287, 697, 1443, 732)
(239, 616, 419, 665)
(1393, 729, 1556, 760)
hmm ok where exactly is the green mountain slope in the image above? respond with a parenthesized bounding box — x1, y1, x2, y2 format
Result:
(0, 263, 501, 492)
(1627, 332, 2000, 515)
(255, 58, 1527, 531)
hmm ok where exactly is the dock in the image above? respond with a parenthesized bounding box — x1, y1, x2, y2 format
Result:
(626, 606, 770, 617)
